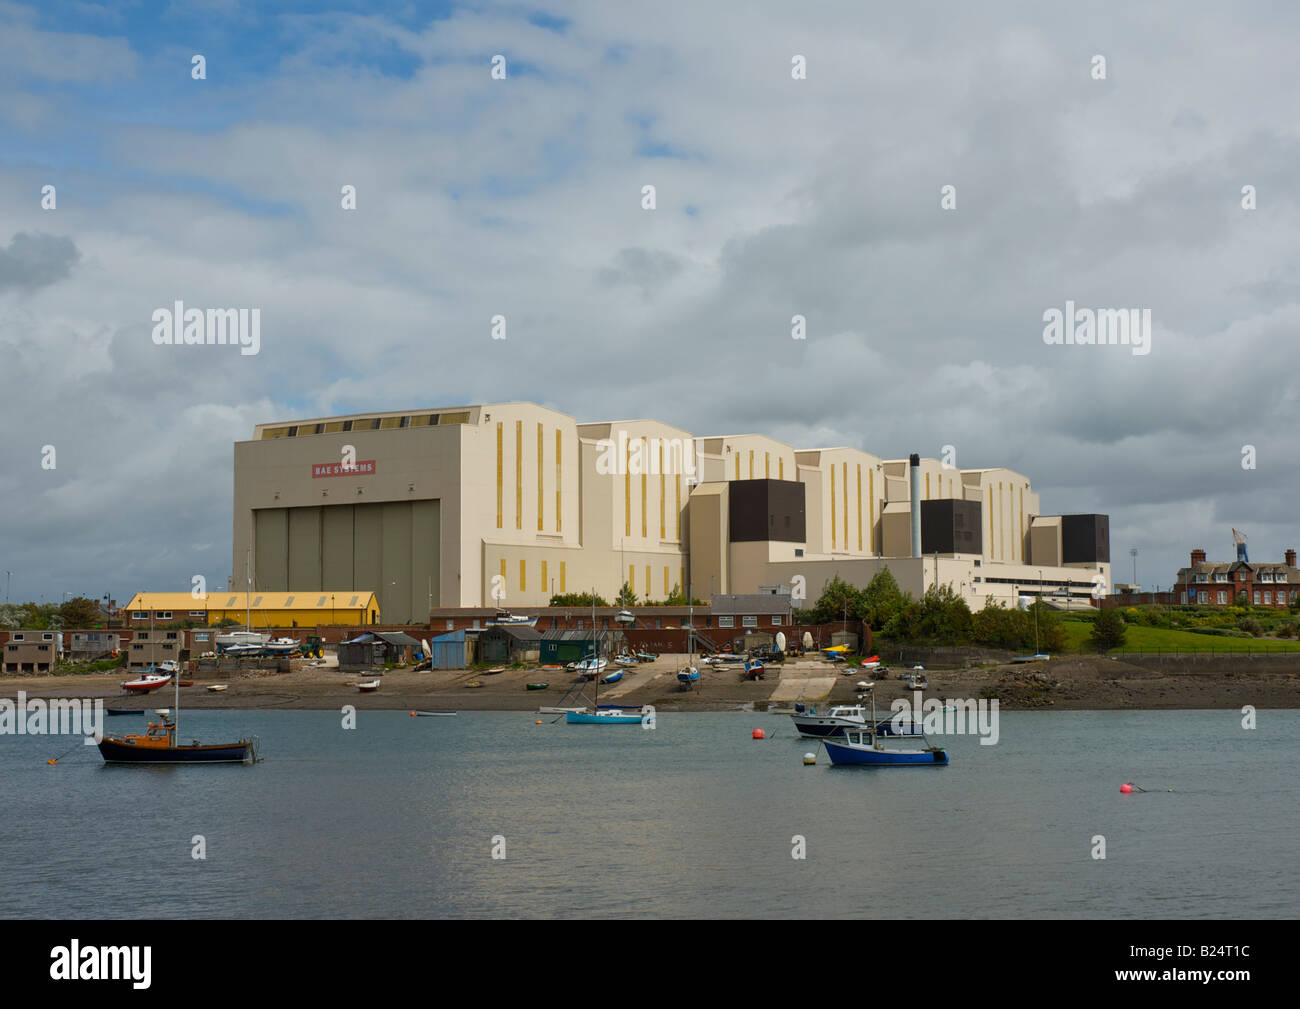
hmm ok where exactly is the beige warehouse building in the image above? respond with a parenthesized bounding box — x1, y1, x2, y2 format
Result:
(232, 402, 1110, 622)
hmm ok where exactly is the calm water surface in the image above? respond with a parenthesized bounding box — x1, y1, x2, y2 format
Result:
(1, 709, 1295, 918)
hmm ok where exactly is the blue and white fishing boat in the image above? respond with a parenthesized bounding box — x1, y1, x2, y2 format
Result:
(820, 686, 948, 767)
(600, 669, 623, 684)
(677, 665, 699, 686)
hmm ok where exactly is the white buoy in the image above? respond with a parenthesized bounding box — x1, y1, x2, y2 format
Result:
(803, 752, 817, 765)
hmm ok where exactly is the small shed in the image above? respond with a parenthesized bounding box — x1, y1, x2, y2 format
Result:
(338, 631, 418, 670)
(428, 630, 470, 670)
(479, 625, 543, 663)
(540, 629, 626, 664)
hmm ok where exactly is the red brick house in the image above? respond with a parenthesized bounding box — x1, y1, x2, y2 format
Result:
(1173, 548, 1297, 607)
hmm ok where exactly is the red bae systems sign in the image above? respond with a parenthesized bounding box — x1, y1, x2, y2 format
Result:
(312, 460, 377, 478)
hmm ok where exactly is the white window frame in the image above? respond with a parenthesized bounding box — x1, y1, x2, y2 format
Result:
(742, 615, 758, 627)
(718, 616, 735, 628)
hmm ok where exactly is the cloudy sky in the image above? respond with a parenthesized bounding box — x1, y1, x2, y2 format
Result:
(2, 0, 1297, 605)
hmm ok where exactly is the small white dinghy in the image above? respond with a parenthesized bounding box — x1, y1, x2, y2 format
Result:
(207, 684, 229, 693)
(357, 679, 381, 693)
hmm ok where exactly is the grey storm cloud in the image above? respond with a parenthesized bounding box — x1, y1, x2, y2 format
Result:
(0, 232, 79, 292)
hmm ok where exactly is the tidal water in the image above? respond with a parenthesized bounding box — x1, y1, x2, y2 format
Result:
(1, 709, 1295, 918)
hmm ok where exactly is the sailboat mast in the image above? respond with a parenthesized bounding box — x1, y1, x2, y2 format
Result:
(592, 589, 598, 708)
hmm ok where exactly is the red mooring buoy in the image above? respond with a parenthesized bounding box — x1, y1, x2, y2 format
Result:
(1120, 783, 1133, 794)
(752, 728, 765, 740)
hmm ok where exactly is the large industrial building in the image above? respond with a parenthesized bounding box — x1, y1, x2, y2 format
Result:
(231, 402, 1111, 622)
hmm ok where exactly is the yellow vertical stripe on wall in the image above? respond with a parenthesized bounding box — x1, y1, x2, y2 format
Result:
(664, 566, 669, 596)
(675, 475, 681, 539)
(856, 465, 862, 551)
(734, 453, 740, 480)
(560, 561, 566, 593)
(645, 565, 650, 597)
(765, 451, 770, 478)
(659, 443, 665, 539)
(641, 466, 647, 538)
(779, 457, 784, 480)
(830, 464, 837, 548)
(748, 450, 754, 479)
(500, 557, 506, 583)
(541, 560, 547, 596)
(520, 558, 526, 591)
(843, 463, 848, 552)
(625, 468, 631, 536)
(926, 473, 931, 500)
(629, 564, 634, 591)
(998, 482, 1004, 561)
(679, 566, 685, 597)
(869, 468, 875, 552)
(496, 422, 503, 528)
(515, 420, 522, 530)
(537, 423, 544, 531)
(555, 430, 562, 533)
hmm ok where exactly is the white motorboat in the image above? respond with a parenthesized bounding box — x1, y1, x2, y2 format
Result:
(356, 679, 381, 693)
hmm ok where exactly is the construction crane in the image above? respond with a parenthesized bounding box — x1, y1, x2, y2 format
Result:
(1232, 528, 1249, 563)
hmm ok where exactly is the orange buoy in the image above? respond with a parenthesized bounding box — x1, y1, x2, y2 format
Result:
(535, 719, 542, 724)
(752, 728, 765, 739)
(409, 711, 416, 717)
(1120, 783, 1133, 794)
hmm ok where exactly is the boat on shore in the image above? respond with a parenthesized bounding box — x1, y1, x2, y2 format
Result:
(121, 670, 173, 694)
(635, 651, 658, 663)
(207, 684, 228, 693)
(410, 710, 457, 717)
(743, 658, 765, 680)
(356, 679, 381, 692)
(905, 672, 929, 690)
(677, 666, 699, 686)
(600, 669, 623, 684)
(526, 682, 549, 690)
(486, 610, 537, 628)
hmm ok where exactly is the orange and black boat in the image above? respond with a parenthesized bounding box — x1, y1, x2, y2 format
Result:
(97, 707, 257, 764)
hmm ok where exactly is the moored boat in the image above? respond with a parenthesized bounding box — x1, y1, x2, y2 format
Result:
(819, 684, 948, 767)
(822, 731, 949, 766)
(356, 679, 381, 692)
(526, 682, 549, 690)
(411, 710, 457, 717)
(600, 669, 623, 684)
(98, 662, 258, 766)
(565, 706, 650, 725)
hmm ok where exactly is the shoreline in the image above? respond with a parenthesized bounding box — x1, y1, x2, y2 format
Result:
(4, 652, 1299, 712)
